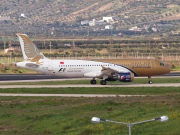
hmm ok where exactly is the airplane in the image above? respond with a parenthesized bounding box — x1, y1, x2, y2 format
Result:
(15, 33, 171, 85)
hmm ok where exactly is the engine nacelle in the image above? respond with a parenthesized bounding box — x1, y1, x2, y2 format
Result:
(118, 72, 134, 82)
(106, 72, 134, 82)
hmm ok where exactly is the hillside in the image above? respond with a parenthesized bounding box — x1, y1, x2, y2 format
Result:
(0, 0, 180, 36)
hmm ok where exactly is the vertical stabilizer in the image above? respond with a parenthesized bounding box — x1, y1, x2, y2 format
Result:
(17, 33, 46, 62)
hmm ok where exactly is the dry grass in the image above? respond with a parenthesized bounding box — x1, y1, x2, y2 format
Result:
(72, 2, 99, 15)
(0, 92, 179, 135)
(96, 2, 113, 12)
(156, 13, 180, 22)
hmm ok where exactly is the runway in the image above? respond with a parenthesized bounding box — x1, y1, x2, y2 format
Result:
(0, 72, 179, 81)
(0, 83, 180, 88)
(0, 73, 179, 97)
(0, 74, 62, 81)
(0, 73, 179, 87)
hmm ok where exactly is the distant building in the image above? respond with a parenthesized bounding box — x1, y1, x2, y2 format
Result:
(103, 17, 113, 23)
(88, 16, 119, 26)
(20, 13, 27, 18)
(64, 44, 71, 47)
(129, 26, 142, 32)
(105, 25, 113, 30)
(81, 20, 89, 25)
(89, 19, 107, 26)
(103, 16, 119, 23)
(0, 16, 10, 21)
(4, 47, 14, 53)
(153, 38, 161, 40)
(152, 27, 157, 32)
(118, 33, 123, 36)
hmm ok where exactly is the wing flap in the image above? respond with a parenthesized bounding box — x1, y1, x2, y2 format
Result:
(84, 66, 130, 78)
(84, 71, 102, 78)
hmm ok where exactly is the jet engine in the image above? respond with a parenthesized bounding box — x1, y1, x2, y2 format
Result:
(106, 72, 134, 82)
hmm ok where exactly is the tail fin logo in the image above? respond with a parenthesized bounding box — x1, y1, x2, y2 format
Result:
(17, 33, 45, 63)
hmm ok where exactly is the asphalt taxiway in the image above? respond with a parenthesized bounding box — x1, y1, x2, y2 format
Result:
(0, 73, 179, 98)
(0, 83, 180, 88)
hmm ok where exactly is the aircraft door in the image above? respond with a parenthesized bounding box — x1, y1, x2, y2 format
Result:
(150, 60, 155, 69)
(48, 61, 53, 72)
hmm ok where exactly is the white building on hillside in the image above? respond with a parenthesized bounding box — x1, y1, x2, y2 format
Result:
(129, 26, 142, 32)
(89, 19, 107, 26)
(105, 25, 113, 30)
(0, 16, 10, 21)
(81, 20, 89, 25)
(103, 16, 119, 23)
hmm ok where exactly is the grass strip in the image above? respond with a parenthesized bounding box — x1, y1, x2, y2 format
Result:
(0, 87, 179, 95)
(0, 95, 179, 135)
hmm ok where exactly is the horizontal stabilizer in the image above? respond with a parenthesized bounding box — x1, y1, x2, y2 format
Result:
(25, 62, 39, 67)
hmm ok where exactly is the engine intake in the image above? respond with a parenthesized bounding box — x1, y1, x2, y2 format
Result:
(106, 72, 134, 82)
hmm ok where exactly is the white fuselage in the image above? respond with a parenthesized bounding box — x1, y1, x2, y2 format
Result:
(16, 59, 130, 78)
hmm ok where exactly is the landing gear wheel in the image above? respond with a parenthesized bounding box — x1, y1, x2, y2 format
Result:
(148, 76, 152, 84)
(90, 80, 96, 85)
(148, 80, 153, 84)
(100, 80, 107, 85)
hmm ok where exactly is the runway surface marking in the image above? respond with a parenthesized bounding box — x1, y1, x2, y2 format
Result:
(0, 83, 179, 97)
(0, 83, 180, 88)
(0, 93, 146, 97)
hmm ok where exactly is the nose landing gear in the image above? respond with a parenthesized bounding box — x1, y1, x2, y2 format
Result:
(148, 76, 153, 84)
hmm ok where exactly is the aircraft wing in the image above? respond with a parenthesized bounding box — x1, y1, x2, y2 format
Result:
(100, 66, 130, 75)
(101, 66, 118, 75)
(84, 66, 130, 78)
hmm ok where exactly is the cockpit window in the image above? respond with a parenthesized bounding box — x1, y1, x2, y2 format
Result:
(160, 62, 165, 66)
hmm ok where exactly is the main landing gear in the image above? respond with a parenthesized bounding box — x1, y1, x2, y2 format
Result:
(91, 75, 108, 85)
(90, 79, 107, 85)
(100, 80, 106, 85)
(148, 76, 153, 84)
(90, 79, 96, 85)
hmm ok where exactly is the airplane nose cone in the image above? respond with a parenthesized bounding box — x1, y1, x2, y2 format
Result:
(164, 66, 171, 74)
